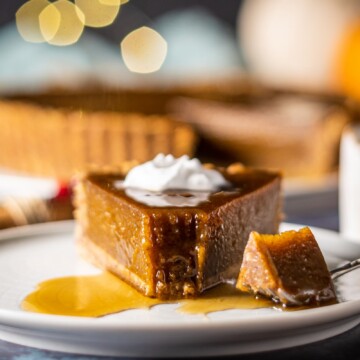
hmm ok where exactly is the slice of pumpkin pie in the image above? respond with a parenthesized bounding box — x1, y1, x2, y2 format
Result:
(74, 155, 282, 299)
(236, 227, 336, 306)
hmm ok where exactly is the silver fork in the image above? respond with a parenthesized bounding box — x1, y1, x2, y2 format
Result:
(331, 259, 360, 280)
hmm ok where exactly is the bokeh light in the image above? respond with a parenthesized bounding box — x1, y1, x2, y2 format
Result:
(75, 0, 121, 28)
(99, 0, 121, 5)
(16, 0, 50, 43)
(99, 0, 129, 5)
(121, 26, 168, 74)
(39, 0, 85, 46)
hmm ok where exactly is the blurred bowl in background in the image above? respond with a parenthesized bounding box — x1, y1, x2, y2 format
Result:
(171, 95, 350, 179)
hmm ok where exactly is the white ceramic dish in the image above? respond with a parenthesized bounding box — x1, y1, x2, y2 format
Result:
(0, 221, 359, 358)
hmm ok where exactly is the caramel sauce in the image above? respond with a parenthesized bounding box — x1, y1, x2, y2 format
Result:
(21, 272, 162, 317)
(22, 272, 332, 317)
(178, 283, 273, 314)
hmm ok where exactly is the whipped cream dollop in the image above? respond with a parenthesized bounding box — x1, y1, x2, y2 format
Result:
(122, 154, 230, 192)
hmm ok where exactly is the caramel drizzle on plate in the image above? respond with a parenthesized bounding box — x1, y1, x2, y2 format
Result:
(22, 272, 329, 317)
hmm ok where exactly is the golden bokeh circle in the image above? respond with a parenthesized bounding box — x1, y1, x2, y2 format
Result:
(99, 0, 122, 5)
(16, 0, 50, 43)
(121, 26, 168, 74)
(39, 0, 85, 46)
(75, 0, 121, 28)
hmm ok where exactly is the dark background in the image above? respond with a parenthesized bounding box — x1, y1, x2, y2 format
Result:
(0, 0, 242, 42)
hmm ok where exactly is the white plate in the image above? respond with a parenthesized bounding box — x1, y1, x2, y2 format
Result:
(0, 221, 359, 358)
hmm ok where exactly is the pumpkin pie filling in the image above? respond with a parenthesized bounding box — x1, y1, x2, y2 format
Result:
(237, 227, 337, 306)
(74, 157, 282, 300)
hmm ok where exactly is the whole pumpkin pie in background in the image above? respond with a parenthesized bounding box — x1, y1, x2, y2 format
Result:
(74, 155, 282, 300)
(0, 100, 196, 181)
(0, 76, 267, 181)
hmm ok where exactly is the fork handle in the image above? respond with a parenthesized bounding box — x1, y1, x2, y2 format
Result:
(330, 258, 360, 280)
